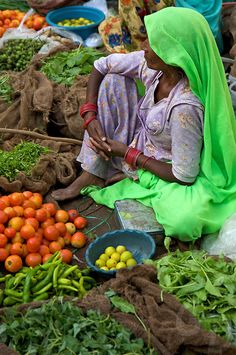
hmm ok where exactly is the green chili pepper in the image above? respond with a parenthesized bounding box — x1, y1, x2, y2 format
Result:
(57, 285, 78, 293)
(82, 276, 96, 290)
(13, 273, 26, 287)
(41, 258, 61, 270)
(23, 269, 34, 303)
(0, 276, 6, 283)
(61, 265, 78, 278)
(6, 276, 15, 289)
(33, 282, 52, 296)
(5, 289, 23, 299)
(0, 289, 4, 305)
(3, 297, 18, 307)
(58, 278, 71, 286)
(52, 264, 60, 288)
(33, 292, 49, 301)
(72, 279, 81, 291)
(32, 265, 55, 293)
(78, 277, 87, 297)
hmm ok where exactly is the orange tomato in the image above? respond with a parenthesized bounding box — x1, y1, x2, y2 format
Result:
(0, 210, 8, 224)
(5, 243, 11, 254)
(41, 218, 55, 229)
(67, 209, 79, 222)
(0, 199, 7, 210)
(42, 203, 57, 216)
(0, 27, 4, 37)
(34, 231, 43, 244)
(35, 208, 48, 222)
(42, 238, 50, 246)
(55, 210, 69, 223)
(73, 216, 87, 229)
(71, 232, 87, 249)
(9, 192, 24, 206)
(0, 196, 10, 207)
(0, 233, 7, 248)
(4, 207, 16, 219)
(22, 200, 36, 209)
(59, 249, 72, 264)
(29, 194, 43, 209)
(0, 224, 5, 233)
(20, 224, 35, 240)
(10, 19, 19, 27)
(4, 227, 16, 239)
(23, 207, 36, 218)
(55, 222, 67, 236)
(8, 216, 24, 231)
(63, 232, 71, 245)
(27, 237, 41, 253)
(49, 241, 62, 254)
(12, 232, 24, 244)
(39, 245, 50, 257)
(22, 191, 33, 199)
(25, 253, 42, 267)
(5, 254, 22, 272)
(57, 236, 65, 248)
(13, 206, 24, 217)
(42, 253, 53, 263)
(44, 225, 59, 241)
(10, 242, 24, 256)
(22, 244, 29, 258)
(25, 217, 39, 231)
(3, 18, 10, 26)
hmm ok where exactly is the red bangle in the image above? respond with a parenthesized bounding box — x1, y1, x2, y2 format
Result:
(124, 147, 142, 168)
(80, 103, 97, 118)
(141, 156, 152, 169)
(83, 115, 96, 129)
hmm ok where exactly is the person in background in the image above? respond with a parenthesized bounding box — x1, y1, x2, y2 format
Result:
(52, 7, 236, 242)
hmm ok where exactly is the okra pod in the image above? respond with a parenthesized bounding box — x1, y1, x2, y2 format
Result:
(33, 282, 52, 295)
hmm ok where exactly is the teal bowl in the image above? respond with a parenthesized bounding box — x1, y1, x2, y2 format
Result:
(46, 6, 105, 40)
(85, 229, 156, 276)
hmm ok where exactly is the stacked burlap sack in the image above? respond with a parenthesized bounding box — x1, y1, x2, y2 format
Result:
(27, 0, 85, 14)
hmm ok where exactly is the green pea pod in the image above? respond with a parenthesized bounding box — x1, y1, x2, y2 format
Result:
(0, 289, 3, 305)
(5, 289, 23, 299)
(58, 278, 71, 286)
(57, 285, 78, 293)
(33, 282, 52, 296)
(33, 292, 49, 301)
(23, 269, 34, 303)
(61, 265, 78, 279)
(3, 297, 18, 307)
(32, 265, 55, 293)
(52, 264, 60, 288)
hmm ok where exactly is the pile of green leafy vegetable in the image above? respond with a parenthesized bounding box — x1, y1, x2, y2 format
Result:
(0, 142, 49, 181)
(146, 248, 236, 345)
(0, 75, 13, 103)
(0, 0, 29, 11)
(0, 298, 150, 354)
(40, 47, 104, 86)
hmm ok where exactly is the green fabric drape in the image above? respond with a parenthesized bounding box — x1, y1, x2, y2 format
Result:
(82, 8, 236, 241)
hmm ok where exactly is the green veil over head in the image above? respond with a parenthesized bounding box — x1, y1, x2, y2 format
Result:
(83, 8, 236, 241)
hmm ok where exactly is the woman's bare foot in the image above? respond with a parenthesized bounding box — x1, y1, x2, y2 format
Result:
(51, 171, 105, 201)
(105, 172, 126, 186)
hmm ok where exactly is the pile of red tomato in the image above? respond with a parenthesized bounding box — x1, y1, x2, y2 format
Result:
(0, 191, 88, 273)
(0, 10, 48, 38)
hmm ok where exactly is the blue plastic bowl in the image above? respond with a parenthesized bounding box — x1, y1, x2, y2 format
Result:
(85, 229, 156, 276)
(46, 6, 105, 40)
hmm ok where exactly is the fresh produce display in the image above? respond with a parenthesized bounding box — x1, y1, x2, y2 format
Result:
(0, 74, 12, 102)
(41, 46, 104, 85)
(0, 191, 88, 272)
(57, 17, 94, 27)
(0, 10, 47, 37)
(95, 245, 137, 271)
(0, 142, 49, 181)
(0, 38, 46, 71)
(0, 299, 150, 354)
(0, 1, 29, 12)
(147, 249, 236, 345)
(0, 252, 95, 306)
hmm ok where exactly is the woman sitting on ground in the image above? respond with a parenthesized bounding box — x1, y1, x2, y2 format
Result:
(52, 7, 236, 241)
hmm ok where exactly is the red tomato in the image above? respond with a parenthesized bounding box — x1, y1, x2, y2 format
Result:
(73, 216, 87, 229)
(5, 254, 22, 272)
(71, 232, 87, 249)
(67, 209, 79, 222)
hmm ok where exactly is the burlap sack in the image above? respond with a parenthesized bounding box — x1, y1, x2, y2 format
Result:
(27, 0, 85, 14)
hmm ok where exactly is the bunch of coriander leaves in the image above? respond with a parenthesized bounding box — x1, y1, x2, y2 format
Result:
(145, 239, 236, 346)
(0, 298, 151, 354)
(41, 46, 104, 86)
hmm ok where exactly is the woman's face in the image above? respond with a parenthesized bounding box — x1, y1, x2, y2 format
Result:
(141, 38, 167, 71)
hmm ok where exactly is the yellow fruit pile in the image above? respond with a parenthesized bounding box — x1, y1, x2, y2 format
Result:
(95, 245, 137, 271)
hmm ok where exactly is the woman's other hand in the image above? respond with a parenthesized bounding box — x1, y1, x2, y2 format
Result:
(90, 137, 127, 158)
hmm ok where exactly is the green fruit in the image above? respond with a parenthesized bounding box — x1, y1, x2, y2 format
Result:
(109, 267, 116, 270)
(116, 261, 126, 270)
(116, 245, 126, 254)
(95, 259, 105, 268)
(106, 258, 117, 269)
(110, 252, 120, 262)
(126, 258, 137, 267)
(120, 251, 133, 263)
(99, 253, 109, 262)
(100, 266, 109, 271)
(105, 246, 116, 257)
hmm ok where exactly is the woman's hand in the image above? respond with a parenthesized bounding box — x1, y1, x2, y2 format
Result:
(90, 137, 127, 158)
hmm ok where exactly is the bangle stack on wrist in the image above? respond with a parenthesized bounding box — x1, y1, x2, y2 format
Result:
(80, 102, 98, 129)
(124, 147, 142, 168)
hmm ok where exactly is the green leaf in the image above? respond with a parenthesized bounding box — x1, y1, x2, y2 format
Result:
(109, 295, 136, 314)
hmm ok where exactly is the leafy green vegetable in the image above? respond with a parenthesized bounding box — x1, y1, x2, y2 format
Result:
(0, 75, 13, 103)
(41, 47, 104, 86)
(146, 250, 236, 345)
(0, 0, 29, 11)
(0, 298, 151, 354)
(0, 142, 49, 181)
